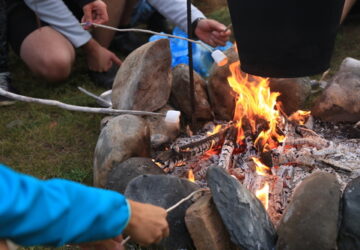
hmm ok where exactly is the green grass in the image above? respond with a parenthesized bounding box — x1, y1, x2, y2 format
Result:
(1, 52, 103, 185)
(1, 6, 360, 250)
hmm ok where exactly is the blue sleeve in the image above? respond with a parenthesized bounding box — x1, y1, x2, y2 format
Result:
(0, 164, 131, 247)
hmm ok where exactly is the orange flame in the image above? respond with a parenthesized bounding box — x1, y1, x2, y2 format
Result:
(256, 183, 269, 210)
(188, 169, 195, 182)
(253, 157, 270, 210)
(207, 125, 222, 136)
(289, 110, 311, 125)
(252, 157, 270, 176)
(227, 62, 285, 151)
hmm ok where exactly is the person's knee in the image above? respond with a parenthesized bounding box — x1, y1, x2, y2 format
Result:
(36, 52, 74, 82)
(20, 26, 75, 82)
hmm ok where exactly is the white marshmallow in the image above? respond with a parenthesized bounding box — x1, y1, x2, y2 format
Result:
(211, 50, 228, 66)
(165, 110, 181, 124)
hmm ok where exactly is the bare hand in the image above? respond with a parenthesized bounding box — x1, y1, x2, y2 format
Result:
(124, 200, 169, 246)
(0, 240, 9, 250)
(83, 39, 122, 72)
(195, 19, 231, 47)
(82, 0, 109, 26)
(78, 235, 124, 250)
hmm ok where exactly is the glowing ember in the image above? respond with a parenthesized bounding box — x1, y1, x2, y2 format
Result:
(207, 125, 223, 136)
(227, 62, 285, 151)
(252, 157, 270, 176)
(255, 183, 270, 210)
(188, 169, 195, 182)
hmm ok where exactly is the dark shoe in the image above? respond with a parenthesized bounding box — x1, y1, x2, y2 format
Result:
(147, 11, 171, 33)
(110, 31, 147, 56)
(0, 72, 16, 106)
(89, 64, 119, 89)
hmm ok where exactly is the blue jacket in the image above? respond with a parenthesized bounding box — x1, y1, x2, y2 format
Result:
(0, 164, 131, 247)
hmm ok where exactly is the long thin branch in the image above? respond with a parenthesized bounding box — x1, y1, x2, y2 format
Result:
(0, 88, 164, 117)
(83, 22, 214, 52)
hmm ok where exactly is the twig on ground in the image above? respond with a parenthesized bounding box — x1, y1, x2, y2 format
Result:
(78, 86, 112, 107)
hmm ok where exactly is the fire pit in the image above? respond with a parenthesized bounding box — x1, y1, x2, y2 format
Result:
(93, 39, 360, 249)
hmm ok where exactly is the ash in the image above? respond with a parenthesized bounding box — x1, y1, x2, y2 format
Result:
(156, 118, 360, 226)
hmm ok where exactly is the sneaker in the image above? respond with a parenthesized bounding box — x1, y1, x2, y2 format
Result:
(89, 64, 119, 89)
(0, 72, 16, 106)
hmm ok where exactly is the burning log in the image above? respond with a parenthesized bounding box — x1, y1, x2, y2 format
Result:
(156, 126, 231, 164)
(173, 127, 229, 154)
(217, 126, 237, 171)
(284, 136, 329, 150)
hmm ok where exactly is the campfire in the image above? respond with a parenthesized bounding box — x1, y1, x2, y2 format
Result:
(154, 57, 360, 228)
(91, 40, 360, 249)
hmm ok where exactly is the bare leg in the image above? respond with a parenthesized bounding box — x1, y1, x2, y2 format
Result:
(93, 0, 138, 48)
(341, 0, 357, 23)
(20, 26, 75, 82)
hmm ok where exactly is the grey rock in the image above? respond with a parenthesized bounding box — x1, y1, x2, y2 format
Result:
(338, 177, 360, 250)
(112, 39, 172, 111)
(125, 175, 200, 250)
(170, 64, 213, 121)
(206, 166, 276, 250)
(106, 157, 164, 194)
(269, 77, 312, 115)
(339, 57, 360, 74)
(185, 193, 240, 250)
(93, 115, 150, 187)
(311, 72, 360, 122)
(207, 47, 239, 120)
(100, 116, 114, 130)
(145, 105, 180, 148)
(277, 171, 341, 250)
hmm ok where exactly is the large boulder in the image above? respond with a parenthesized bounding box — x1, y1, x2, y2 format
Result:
(106, 157, 165, 194)
(145, 105, 180, 148)
(269, 77, 312, 115)
(125, 175, 200, 250)
(311, 72, 360, 122)
(338, 177, 360, 250)
(185, 193, 239, 250)
(207, 166, 276, 250)
(170, 64, 213, 121)
(277, 171, 341, 250)
(112, 39, 172, 111)
(93, 115, 150, 187)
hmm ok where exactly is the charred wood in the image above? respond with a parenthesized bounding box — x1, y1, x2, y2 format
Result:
(217, 126, 237, 170)
(284, 136, 329, 150)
